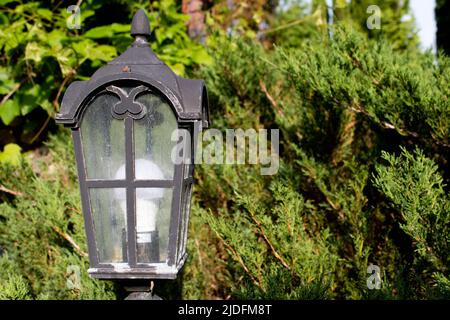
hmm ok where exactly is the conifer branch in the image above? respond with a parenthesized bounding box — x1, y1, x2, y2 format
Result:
(215, 234, 264, 290)
(332, 109, 356, 165)
(349, 103, 450, 148)
(249, 212, 291, 271)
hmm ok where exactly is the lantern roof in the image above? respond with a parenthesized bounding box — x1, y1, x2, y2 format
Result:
(56, 9, 209, 128)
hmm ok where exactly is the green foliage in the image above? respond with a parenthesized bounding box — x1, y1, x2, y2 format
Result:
(0, 143, 21, 165)
(277, 28, 450, 149)
(0, 255, 32, 300)
(0, 129, 116, 299)
(145, 0, 212, 75)
(333, 0, 419, 50)
(270, 1, 419, 51)
(0, 0, 210, 149)
(201, 182, 337, 299)
(192, 25, 449, 299)
(0, 1, 117, 123)
(0, 1, 448, 300)
(373, 148, 450, 297)
(267, 1, 328, 48)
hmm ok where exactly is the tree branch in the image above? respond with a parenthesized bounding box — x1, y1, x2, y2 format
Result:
(52, 226, 88, 257)
(0, 82, 22, 106)
(53, 70, 75, 111)
(260, 80, 284, 116)
(0, 185, 23, 197)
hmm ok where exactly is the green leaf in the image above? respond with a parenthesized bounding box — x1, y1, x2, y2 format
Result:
(1, 20, 27, 53)
(81, 9, 96, 21)
(40, 99, 53, 116)
(56, 48, 76, 76)
(110, 23, 130, 33)
(83, 23, 129, 39)
(18, 84, 51, 116)
(71, 39, 94, 58)
(46, 30, 66, 47)
(0, 67, 16, 95)
(0, 143, 22, 166)
(18, 86, 38, 116)
(168, 63, 185, 76)
(0, 0, 16, 5)
(84, 26, 113, 39)
(36, 8, 52, 21)
(72, 40, 116, 63)
(0, 98, 20, 125)
(91, 45, 117, 61)
(25, 42, 48, 63)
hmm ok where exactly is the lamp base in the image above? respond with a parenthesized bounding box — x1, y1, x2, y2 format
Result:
(122, 280, 162, 300)
(125, 292, 162, 300)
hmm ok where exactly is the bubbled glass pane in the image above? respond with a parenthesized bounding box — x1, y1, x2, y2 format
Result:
(80, 94, 125, 180)
(134, 93, 177, 180)
(135, 188, 173, 264)
(90, 188, 127, 263)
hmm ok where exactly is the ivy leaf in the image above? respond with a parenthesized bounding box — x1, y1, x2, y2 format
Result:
(36, 8, 52, 21)
(2, 20, 27, 53)
(112, 23, 130, 33)
(0, 98, 20, 125)
(0, 143, 21, 166)
(84, 25, 113, 39)
(18, 84, 51, 116)
(40, 99, 53, 116)
(84, 23, 129, 39)
(25, 42, 48, 63)
(0, 67, 16, 95)
(91, 45, 117, 61)
(72, 40, 116, 63)
(46, 29, 66, 47)
(56, 48, 76, 76)
(81, 9, 96, 21)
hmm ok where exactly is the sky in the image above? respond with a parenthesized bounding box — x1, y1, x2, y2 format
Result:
(410, 0, 437, 51)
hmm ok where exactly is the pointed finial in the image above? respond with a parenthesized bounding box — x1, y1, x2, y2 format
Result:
(131, 9, 151, 38)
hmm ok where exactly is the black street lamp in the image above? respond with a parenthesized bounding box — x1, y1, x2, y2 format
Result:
(55, 9, 208, 297)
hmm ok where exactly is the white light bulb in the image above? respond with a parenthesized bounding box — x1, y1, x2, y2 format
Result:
(114, 159, 165, 244)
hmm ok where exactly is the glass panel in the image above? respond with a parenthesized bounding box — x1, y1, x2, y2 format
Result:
(178, 183, 192, 261)
(136, 188, 173, 264)
(184, 163, 192, 179)
(80, 94, 125, 180)
(90, 188, 127, 263)
(134, 93, 177, 180)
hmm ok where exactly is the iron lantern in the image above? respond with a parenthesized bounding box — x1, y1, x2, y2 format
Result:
(55, 9, 209, 281)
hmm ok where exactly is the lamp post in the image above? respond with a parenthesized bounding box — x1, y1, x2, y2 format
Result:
(55, 9, 209, 299)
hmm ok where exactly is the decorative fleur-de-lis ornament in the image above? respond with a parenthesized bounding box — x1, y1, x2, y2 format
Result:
(106, 85, 148, 120)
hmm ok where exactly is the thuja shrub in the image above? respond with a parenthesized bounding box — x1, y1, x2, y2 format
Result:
(189, 27, 450, 299)
(0, 130, 116, 299)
